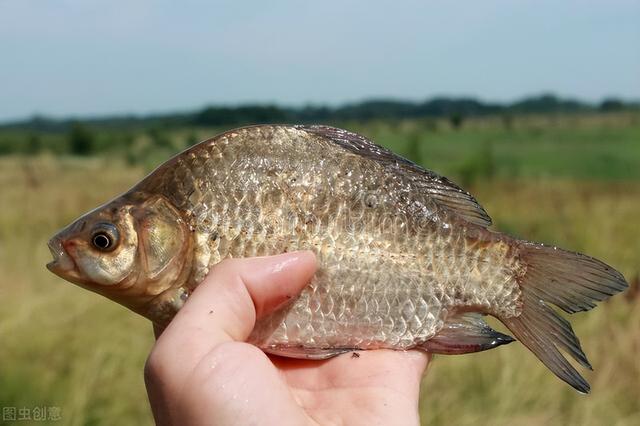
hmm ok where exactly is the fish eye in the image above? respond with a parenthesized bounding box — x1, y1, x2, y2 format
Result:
(91, 223, 119, 252)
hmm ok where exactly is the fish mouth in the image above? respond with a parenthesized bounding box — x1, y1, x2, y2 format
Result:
(46, 236, 77, 276)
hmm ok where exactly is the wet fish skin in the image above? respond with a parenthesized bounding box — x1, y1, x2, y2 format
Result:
(47, 125, 628, 393)
(139, 126, 522, 345)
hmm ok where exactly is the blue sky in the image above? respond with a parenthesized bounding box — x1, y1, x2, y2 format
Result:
(1, 0, 638, 121)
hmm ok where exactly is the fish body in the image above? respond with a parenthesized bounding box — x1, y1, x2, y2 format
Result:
(47, 125, 628, 392)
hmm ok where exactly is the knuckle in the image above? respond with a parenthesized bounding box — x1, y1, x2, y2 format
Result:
(210, 258, 241, 276)
(204, 259, 247, 296)
(144, 345, 166, 383)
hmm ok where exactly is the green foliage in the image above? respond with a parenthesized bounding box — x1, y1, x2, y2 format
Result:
(148, 127, 174, 150)
(69, 122, 95, 156)
(600, 98, 626, 112)
(194, 105, 289, 126)
(509, 93, 591, 114)
(449, 113, 465, 129)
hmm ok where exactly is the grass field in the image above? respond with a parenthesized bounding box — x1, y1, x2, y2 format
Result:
(1, 113, 639, 425)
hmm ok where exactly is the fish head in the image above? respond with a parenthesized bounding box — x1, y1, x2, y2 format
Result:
(47, 193, 192, 316)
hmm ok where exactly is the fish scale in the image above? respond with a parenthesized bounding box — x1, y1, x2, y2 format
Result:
(47, 124, 628, 392)
(138, 126, 520, 351)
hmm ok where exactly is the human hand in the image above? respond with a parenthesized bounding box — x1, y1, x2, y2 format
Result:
(144, 251, 430, 425)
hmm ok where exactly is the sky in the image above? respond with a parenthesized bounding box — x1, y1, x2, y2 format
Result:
(0, 0, 639, 121)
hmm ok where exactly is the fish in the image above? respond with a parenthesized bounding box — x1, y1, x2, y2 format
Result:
(47, 125, 628, 393)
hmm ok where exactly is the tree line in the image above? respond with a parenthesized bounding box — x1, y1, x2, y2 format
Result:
(0, 93, 637, 158)
(2, 93, 637, 132)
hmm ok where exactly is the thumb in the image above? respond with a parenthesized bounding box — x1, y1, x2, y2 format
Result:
(146, 251, 317, 392)
(171, 250, 316, 343)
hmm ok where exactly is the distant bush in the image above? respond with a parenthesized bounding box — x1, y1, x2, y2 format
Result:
(194, 105, 289, 126)
(599, 98, 625, 112)
(510, 93, 590, 114)
(0, 138, 12, 155)
(449, 113, 465, 130)
(68, 122, 95, 155)
(148, 128, 174, 149)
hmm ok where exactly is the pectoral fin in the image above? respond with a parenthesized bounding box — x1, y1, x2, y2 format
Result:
(422, 312, 514, 354)
(152, 323, 166, 339)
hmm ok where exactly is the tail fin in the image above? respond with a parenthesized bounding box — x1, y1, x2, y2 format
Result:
(502, 243, 628, 393)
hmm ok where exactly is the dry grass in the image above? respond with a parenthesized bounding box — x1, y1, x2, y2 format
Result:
(420, 179, 640, 426)
(0, 154, 638, 425)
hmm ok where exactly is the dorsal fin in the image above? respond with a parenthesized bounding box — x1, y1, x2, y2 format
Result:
(297, 125, 492, 227)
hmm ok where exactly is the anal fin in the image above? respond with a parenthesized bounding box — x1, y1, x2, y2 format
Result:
(262, 345, 355, 360)
(422, 312, 515, 354)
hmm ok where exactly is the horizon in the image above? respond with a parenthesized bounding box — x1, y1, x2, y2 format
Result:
(1, 1, 639, 122)
(2, 92, 638, 125)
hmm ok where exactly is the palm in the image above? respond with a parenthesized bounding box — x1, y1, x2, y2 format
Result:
(269, 350, 429, 425)
(152, 343, 429, 426)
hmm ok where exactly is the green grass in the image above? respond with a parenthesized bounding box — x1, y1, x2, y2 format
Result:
(347, 113, 640, 182)
(1, 114, 639, 425)
(2, 111, 640, 180)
